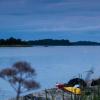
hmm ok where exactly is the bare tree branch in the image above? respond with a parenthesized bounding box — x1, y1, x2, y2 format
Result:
(0, 61, 40, 100)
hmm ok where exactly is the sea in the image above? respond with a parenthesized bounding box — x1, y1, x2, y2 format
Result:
(0, 46, 100, 99)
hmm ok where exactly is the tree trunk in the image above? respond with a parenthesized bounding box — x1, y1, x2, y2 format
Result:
(16, 91, 20, 100)
(16, 83, 21, 100)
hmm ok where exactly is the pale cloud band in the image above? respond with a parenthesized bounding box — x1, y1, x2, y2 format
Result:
(0, 0, 100, 40)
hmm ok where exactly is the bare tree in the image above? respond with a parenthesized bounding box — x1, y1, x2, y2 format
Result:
(0, 61, 40, 100)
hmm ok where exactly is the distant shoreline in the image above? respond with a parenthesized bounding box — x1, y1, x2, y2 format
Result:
(0, 45, 33, 47)
(1, 44, 100, 47)
(0, 37, 100, 47)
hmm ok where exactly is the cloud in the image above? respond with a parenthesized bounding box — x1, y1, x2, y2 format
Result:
(0, 0, 100, 40)
(1, 15, 100, 33)
(0, 0, 100, 15)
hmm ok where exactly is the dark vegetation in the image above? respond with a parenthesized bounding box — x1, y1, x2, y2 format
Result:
(0, 37, 100, 47)
(67, 78, 87, 87)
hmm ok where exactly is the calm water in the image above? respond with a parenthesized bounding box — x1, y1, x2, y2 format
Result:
(0, 46, 100, 98)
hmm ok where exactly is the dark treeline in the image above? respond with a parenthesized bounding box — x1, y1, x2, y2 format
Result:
(0, 37, 100, 46)
(0, 37, 27, 46)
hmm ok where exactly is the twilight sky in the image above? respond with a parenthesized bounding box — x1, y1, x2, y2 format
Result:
(0, 0, 100, 41)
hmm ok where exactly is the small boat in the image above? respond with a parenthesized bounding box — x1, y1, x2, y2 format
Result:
(56, 83, 81, 95)
(63, 86, 81, 95)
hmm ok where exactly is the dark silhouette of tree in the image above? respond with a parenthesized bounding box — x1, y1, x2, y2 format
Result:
(0, 61, 40, 100)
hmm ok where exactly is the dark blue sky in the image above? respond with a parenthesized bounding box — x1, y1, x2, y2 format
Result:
(0, 0, 100, 41)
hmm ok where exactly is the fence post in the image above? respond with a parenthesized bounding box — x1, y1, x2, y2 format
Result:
(45, 89, 48, 100)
